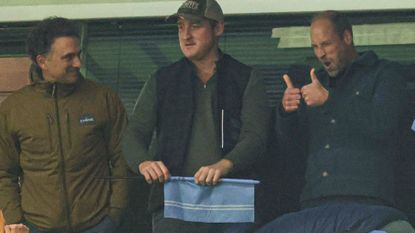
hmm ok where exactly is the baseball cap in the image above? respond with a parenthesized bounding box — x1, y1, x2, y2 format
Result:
(166, 0, 224, 23)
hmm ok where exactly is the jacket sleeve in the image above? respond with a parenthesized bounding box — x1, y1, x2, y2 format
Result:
(0, 104, 23, 224)
(275, 105, 298, 154)
(224, 70, 273, 172)
(104, 90, 129, 225)
(122, 74, 158, 173)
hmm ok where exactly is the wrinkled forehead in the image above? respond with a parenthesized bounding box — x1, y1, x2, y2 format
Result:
(177, 15, 206, 24)
(311, 18, 336, 34)
(310, 19, 340, 41)
(48, 36, 81, 54)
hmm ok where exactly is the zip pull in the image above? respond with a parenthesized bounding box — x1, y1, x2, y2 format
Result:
(47, 114, 54, 125)
(221, 109, 224, 149)
(52, 83, 57, 98)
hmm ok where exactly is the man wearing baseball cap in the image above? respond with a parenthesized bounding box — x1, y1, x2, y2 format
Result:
(124, 0, 271, 232)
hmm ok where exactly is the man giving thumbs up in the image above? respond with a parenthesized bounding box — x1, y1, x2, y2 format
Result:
(257, 10, 414, 233)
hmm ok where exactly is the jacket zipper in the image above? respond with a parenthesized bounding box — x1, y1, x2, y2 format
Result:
(66, 112, 72, 148)
(221, 109, 224, 149)
(46, 114, 53, 152)
(52, 84, 74, 233)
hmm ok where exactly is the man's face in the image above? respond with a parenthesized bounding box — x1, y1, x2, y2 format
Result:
(177, 16, 223, 62)
(37, 36, 81, 84)
(310, 19, 352, 77)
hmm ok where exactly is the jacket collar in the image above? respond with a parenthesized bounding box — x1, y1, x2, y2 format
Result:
(338, 50, 378, 81)
(317, 50, 379, 87)
(353, 50, 378, 67)
(182, 49, 224, 74)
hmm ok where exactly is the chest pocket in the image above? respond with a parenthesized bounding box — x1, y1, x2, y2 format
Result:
(18, 114, 53, 153)
(353, 87, 373, 101)
(66, 111, 106, 148)
(17, 113, 56, 171)
(351, 71, 378, 101)
(64, 110, 108, 169)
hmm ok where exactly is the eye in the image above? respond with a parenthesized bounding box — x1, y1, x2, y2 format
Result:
(321, 41, 332, 48)
(64, 54, 74, 61)
(191, 23, 201, 29)
(62, 52, 79, 62)
(177, 21, 186, 30)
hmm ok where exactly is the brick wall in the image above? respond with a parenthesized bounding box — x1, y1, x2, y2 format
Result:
(0, 57, 31, 105)
(0, 57, 31, 232)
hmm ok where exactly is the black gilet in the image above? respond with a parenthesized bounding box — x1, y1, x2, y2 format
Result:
(155, 53, 252, 175)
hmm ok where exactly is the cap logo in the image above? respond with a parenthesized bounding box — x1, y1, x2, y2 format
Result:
(182, 1, 199, 10)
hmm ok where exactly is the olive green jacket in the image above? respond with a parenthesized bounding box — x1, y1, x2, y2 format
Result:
(0, 72, 129, 232)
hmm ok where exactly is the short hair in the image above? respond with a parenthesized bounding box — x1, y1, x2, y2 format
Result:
(207, 18, 219, 28)
(26, 17, 80, 63)
(311, 10, 353, 38)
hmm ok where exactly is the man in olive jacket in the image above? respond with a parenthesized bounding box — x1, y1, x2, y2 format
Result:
(0, 17, 129, 233)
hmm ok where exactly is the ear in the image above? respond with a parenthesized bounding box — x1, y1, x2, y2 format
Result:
(343, 30, 353, 46)
(214, 21, 224, 37)
(36, 54, 47, 70)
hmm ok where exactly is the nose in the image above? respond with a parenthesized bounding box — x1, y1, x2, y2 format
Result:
(315, 47, 326, 59)
(180, 25, 191, 40)
(72, 55, 82, 68)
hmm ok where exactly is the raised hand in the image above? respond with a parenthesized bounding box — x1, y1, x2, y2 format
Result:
(281, 74, 301, 113)
(138, 161, 170, 184)
(301, 68, 328, 107)
(194, 159, 233, 185)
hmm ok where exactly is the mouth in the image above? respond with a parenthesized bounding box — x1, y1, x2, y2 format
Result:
(322, 60, 333, 70)
(67, 69, 80, 75)
(184, 41, 195, 47)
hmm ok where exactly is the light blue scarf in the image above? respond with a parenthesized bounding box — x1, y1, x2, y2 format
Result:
(164, 176, 259, 223)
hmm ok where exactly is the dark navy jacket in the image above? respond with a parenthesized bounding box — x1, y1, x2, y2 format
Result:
(277, 51, 408, 205)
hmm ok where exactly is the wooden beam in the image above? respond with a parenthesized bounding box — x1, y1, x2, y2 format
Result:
(0, 0, 414, 22)
(272, 22, 415, 48)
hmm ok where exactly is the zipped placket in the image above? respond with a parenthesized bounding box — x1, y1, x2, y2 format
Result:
(46, 114, 54, 152)
(221, 109, 224, 149)
(52, 84, 74, 233)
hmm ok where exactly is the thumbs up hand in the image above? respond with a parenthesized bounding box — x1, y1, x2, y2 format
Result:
(301, 68, 328, 107)
(281, 74, 301, 113)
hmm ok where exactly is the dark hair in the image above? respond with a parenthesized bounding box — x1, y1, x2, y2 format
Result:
(208, 18, 218, 28)
(311, 10, 353, 38)
(26, 17, 80, 63)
